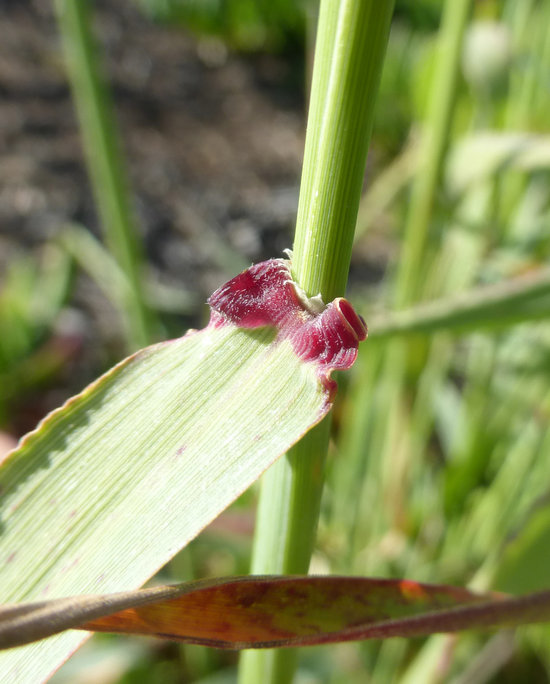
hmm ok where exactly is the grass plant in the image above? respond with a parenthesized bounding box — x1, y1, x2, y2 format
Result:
(1, 0, 550, 682)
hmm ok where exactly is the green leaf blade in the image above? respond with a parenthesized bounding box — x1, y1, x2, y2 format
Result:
(0, 324, 331, 681)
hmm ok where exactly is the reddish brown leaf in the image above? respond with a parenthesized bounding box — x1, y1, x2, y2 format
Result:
(82, 577, 550, 648)
(2, 576, 550, 652)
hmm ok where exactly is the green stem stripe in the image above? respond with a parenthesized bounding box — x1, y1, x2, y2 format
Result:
(293, 1, 395, 302)
(238, 2, 394, 683)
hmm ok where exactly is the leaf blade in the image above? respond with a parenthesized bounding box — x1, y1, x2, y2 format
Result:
(0, 332, 326, 678)
(3, 576, 549, 653)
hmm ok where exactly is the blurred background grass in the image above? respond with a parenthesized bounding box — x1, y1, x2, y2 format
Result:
(2, 0, 550, 682)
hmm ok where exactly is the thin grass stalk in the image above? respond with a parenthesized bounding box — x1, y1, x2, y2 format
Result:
(237, 2, 394, 683)
(394, 0, 473, 308)
(505, 0, 547, 129)
(54, 0, 156, 349)
(504, 0, 535, 128)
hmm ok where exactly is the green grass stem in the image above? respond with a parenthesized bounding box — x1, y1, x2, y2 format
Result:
(238, 2, 394, 683)
(292, 1, 395, 302)
(54, 0, 157, 349)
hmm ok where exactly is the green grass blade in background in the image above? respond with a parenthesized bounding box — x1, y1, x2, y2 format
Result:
(368, 266, 550, 339)
(394, 0, 473, 308)
(0, 259, 363, 682)
(54, 0, 157, 348)
(494, 503, 550, 595)
(447, 132, 550, 196)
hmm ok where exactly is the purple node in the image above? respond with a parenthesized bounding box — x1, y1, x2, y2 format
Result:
(207, 259, 368, 400)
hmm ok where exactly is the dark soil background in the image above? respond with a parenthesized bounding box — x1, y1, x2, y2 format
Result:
(0, 0, 305, 309)
(0, 0, 309, 433)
